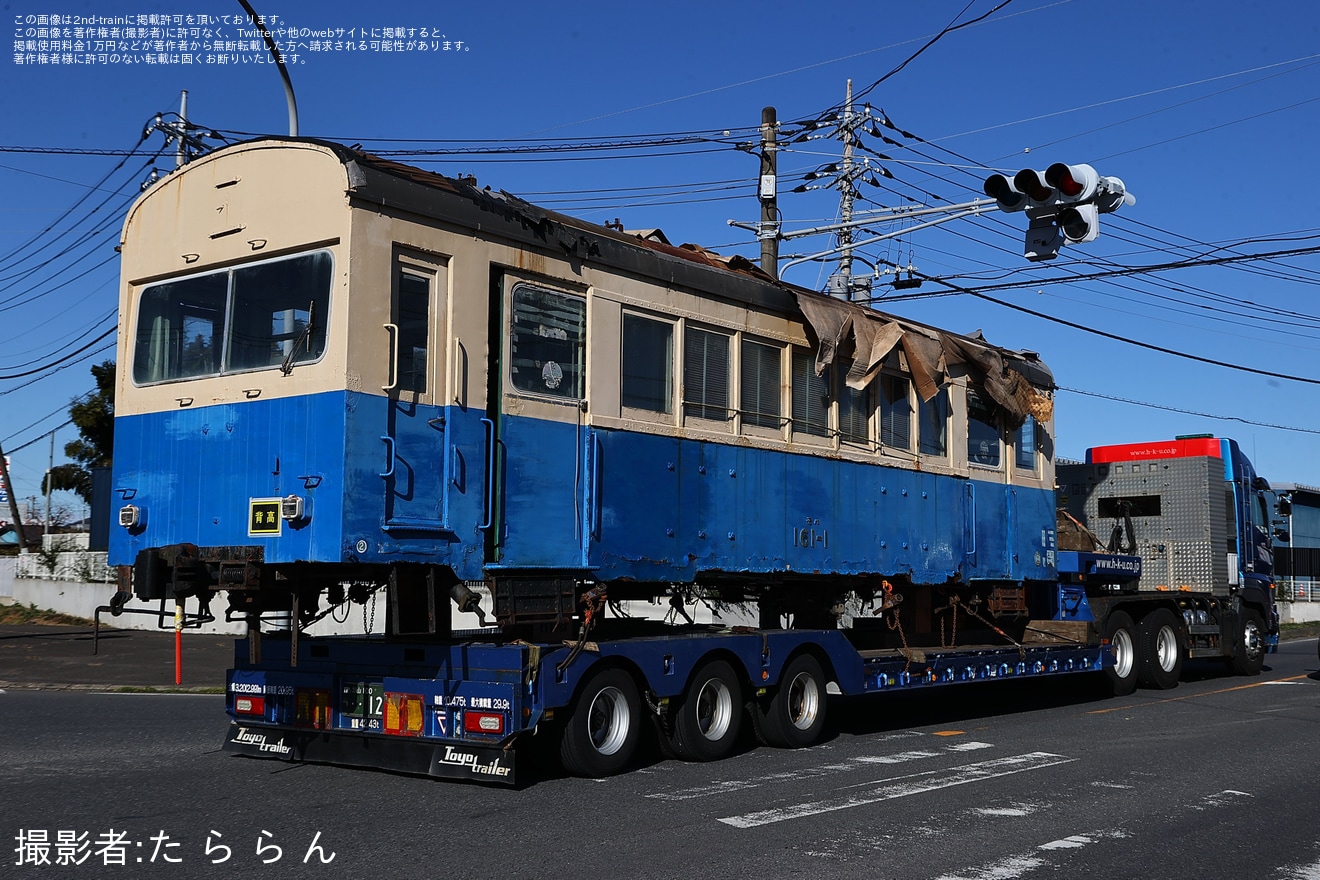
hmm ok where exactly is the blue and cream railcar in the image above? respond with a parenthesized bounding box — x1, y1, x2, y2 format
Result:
(111, 137, 1058, 632)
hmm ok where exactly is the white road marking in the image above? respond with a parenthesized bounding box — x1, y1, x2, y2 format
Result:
(1277, 855, 1320, 880)
(1194, 789, 1253, 810)
(650, 738, 996, 801)
(718, 752, 1074, 828)
(934, 855, 1046, 880)
(936, 828, 1129, 880)
(973, 802, 1043, 818)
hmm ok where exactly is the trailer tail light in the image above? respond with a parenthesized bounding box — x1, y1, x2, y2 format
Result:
(295, 689, 331, 730)
(235, 696, 266, 717)
(464, 712, 505, 736)
(384, 693, 424, 736)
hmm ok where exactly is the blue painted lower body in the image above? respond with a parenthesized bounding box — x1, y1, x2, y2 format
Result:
(112, 397, 1057, 590)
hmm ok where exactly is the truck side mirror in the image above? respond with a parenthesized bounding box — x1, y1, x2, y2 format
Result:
(1274, 528, 1291, 544)
(1277, 497, 1293, 516)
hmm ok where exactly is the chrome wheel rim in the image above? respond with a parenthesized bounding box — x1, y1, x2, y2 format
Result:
(587, 686, 630, 755)
(695, 678, 734, 742)
(786, 671, 821, 731)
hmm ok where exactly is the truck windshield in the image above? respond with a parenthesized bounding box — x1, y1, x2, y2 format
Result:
(132, 251, 332, 384)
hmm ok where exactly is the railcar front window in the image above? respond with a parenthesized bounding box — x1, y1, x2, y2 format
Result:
(132, 251, 331, 384)
(510, 285, 586, 400)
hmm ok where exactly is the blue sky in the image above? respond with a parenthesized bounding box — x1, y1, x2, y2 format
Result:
(3, 0, 1320, 521)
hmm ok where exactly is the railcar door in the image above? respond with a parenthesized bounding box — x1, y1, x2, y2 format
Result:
(486, 279, 589, 568)
(383, 254, 450, 529)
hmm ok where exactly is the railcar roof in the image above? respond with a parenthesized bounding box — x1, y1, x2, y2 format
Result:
(196, 137, 1055, 406)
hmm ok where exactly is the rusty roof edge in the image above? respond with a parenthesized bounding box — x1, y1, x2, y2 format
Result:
(227, 136, 1049, 378)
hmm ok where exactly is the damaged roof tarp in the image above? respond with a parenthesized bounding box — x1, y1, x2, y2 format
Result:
(793, 291, 1054, 428)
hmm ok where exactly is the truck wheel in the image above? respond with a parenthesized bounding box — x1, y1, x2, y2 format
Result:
(1137, 608, 1184, 690)
(668, 660, 743, 762)
(1103, 610, 1139, 696)
(559, 668, 641, 778)
(1231, 609, 1266, 676)
(755, 654, 827, 749)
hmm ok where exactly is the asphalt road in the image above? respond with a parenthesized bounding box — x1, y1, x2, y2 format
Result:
(3, 634, 1320, 879)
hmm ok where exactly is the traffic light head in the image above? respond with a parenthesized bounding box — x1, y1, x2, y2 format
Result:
(1044, 163, 1098, 201)
(1058, 203, 1099, 244)
(983, 173, 1027, 212)
(1013, 168, 1054, 205)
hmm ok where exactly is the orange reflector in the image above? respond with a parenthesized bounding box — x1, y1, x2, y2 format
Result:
(235, 696, 265, 716)
(295, 689, 331, 730)
(464, 712, 505, 735)
(384, 693, 425, 736)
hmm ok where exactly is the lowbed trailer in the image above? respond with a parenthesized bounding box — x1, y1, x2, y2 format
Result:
(222, 562, 1121, 786)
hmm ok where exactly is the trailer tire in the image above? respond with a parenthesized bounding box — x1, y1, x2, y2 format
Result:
(1103, 610, 1139, 696)
(1231, 609, 1266, 677)
(559, 668, 641, 778)
(668, 660, 743, 762)
(755, 654, 827, 749)
(1137, 608, 1184, 690)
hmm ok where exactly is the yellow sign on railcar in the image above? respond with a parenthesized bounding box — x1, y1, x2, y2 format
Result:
(248, 498, 282, 536)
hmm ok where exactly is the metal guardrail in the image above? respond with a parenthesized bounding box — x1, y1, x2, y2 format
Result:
(1276, 577, 1319, 603)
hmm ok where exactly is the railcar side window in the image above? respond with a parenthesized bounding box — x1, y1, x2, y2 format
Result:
(837, 360, 872, 446)
(880, 374, 912, 451)
(918, 387, 949, 457)
(394, 269, 431, 393)
(791, 351, 830, 437)
(740, 338, 782, 429)
(133, 251, 331, 384)
(1015, 416, 1038, 472)
(683, 326, 729, 421)
(967, 386, 1002, 468)
(621, 313, 673, 413)
(510, 285, 586, 400)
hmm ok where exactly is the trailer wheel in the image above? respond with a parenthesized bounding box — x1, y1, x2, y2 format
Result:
(1103, 610, 1139, 696)
(1137, 608, 1184, 690)
(1231, 609, 1266, 676)
(755, 654, 827, 749)
(668, 660, 743, 762)
(559, 668, 641, 778)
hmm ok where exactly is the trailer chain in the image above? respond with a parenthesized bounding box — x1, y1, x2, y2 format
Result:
(934, 595, 959, 648)
(874, 583, 913, 670)
(958, 599, 1027, 659)
(556, 586, 607, 673)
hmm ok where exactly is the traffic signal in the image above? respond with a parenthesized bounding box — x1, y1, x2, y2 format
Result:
(983, 173, 1026, 212)
(983, 162, 1134, 261)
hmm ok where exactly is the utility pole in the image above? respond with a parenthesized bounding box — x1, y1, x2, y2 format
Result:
(835, 80, 856, 299)
(44, 431, 53, 539)
(176, 89, 189, 168)
(0, 443, 28, 552)
(758, 106, 779, 279)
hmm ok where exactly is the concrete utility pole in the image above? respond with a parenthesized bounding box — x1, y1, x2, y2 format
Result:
(836, 80, 857, 298)
(759, 106, 779, 278)
(44, 431, 53, 538)
(176, 90, 189, 168)
(0, 444, 29, 552)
